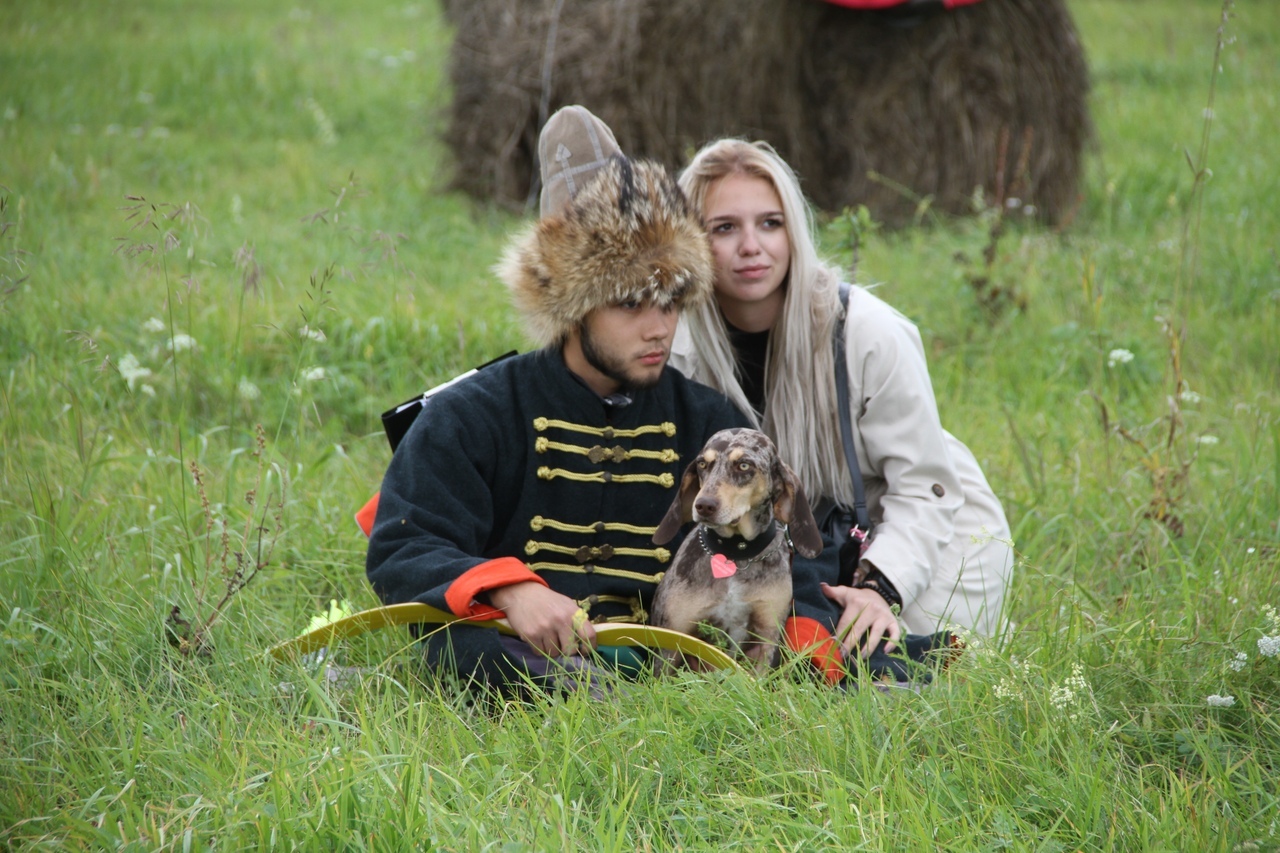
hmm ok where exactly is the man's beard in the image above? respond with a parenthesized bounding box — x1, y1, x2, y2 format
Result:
(579, 321, 663, 392)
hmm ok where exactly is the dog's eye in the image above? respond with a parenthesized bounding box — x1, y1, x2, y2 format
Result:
(738, 462, 752, 472)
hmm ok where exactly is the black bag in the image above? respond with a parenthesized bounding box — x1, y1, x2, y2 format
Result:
(815, 499, 871, 588)
(380, 351, 517, 452)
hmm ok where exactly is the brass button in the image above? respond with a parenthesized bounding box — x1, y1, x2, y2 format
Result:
(575, 546, 593, 563)
(601, 472, 612, 483)
(594, 522, 606, 533)
(597, 544, 614, 560)
(602, 427, 614, 439)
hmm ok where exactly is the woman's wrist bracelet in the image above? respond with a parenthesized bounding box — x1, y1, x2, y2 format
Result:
(854, 566, 902, 609)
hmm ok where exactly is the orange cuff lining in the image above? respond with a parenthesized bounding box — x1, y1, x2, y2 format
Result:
(445, 557, 547, 618)
(784, 616, 846, 686)
(355, 492, 380, 538)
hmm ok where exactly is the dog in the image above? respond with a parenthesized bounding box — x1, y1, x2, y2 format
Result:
(649, 428, 823, 672)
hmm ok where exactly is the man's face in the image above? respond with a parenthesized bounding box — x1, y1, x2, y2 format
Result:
(563, 298, 679, 397)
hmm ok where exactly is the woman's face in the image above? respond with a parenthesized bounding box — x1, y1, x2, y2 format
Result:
(702, 172, 791, 332)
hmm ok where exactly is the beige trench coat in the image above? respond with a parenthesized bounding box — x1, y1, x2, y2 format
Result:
(670, 285, 1013, 636)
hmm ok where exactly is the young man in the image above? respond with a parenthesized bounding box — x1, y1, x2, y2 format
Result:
(365, 107, 749, 692)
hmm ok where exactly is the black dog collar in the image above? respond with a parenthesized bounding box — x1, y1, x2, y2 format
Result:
(696, 520, 780, 565)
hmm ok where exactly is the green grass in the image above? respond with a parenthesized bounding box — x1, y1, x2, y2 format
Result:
(2, 0, 1278, 849)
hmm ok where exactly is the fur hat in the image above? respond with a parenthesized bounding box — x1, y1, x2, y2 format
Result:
(499, 135, 713, 348)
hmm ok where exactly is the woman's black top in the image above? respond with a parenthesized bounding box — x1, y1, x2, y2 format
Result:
(726, 321, 770, 415)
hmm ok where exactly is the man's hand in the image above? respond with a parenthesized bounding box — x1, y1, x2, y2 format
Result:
(488, 582, 597, 658)
(820, 582, 900, 658)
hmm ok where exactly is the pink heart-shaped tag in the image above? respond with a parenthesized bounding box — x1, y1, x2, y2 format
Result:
(710, 553, 737, 579)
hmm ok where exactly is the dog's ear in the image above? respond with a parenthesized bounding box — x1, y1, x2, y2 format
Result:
(653, 460, 701, 544)
(773, 462, 823, 559)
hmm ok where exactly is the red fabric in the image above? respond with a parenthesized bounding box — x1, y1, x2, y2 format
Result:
(355, 492, 380, 537)
(445, 557, 547, 618)
(820, 0, 983, 8)
(784, 616, 846, 686)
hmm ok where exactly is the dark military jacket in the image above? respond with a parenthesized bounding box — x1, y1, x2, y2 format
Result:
(366, 348, 748, 690)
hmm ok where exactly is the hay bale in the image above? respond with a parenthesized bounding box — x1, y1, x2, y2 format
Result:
(798, 0, 1092, 225)
(443, 0, 1091, 227)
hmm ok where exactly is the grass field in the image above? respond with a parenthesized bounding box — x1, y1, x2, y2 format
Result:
(2, 0, 1278, 849)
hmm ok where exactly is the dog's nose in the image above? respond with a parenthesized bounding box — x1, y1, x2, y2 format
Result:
(694, 495, 719, 518)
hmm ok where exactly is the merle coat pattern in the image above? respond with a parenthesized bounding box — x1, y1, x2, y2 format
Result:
(650, 428, 822, 671)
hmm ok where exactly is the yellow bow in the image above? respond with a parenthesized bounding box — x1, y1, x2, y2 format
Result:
(268, 601, 741, 673)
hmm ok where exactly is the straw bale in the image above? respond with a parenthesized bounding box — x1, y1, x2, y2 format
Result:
(443, 0, 1091, 226)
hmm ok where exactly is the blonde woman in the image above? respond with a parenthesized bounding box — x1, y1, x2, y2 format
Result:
(674, 139, 1012, 665)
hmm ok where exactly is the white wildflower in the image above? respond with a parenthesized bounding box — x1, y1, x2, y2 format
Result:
(993, 678, 1022, 701)
(1228, 652, 1248, 672)
(1197, 435, 1219, 446)
(237, 377, 261, 401)
(1179, 389, 1202, 404)
(143, 317, 166, 333)
(300, 325, 327, 342)
(300, 366, 327, 383)
(1049, 663, 1091, 720)
(1206, 694, 1235, 708)
(167, 333, 197, 352)
(1107, 348, 1134, 368)
(1258, 636, 1280, 658)
(140, 384, 156, 397)
(117, 353, 152, 390)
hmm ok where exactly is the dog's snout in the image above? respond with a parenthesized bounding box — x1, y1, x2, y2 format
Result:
(693, 495, 719, 518)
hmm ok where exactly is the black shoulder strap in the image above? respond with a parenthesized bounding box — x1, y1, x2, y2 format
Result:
(834, 283, 872, 553)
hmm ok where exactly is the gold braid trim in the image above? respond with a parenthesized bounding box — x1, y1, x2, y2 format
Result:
(577, 594, 649, 624)
(534, 437, 678, 464)
(525, 539, 671, 564)
(529, 515, 658, 536)
(537, 467, 674, 487)
(533, 417, 676, 438)
(529, 561, 665, 586)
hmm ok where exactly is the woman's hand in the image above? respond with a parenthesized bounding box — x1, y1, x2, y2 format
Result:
(488, 582, 597, 658)
(820, 582, 901, 658)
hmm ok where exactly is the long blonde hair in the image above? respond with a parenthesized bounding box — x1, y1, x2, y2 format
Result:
(679, 139, 852, 506)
